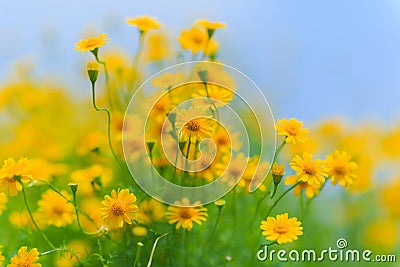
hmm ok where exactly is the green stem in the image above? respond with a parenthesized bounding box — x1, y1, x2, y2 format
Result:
(133, 243, 143, 267)
(184, 139, 192, 182)
(146, 233, 168, 267)
(184, 230, 189, 267)
(20, 182, 56, 250)
(205, 206, 223, 248)
(272, 139, 286, 164)
(91, 82, 125, 171)
(265, 181, 302, 218)
(94, 54, 113, 110)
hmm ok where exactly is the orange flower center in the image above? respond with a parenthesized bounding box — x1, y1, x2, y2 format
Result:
(52, 204, 66, 215)
(274, 223, 289, 234)
(111, 202, 125, 216)
(179, 208, 194, 219)
(286, 126, 298, 136)
(186, 120, 200, 131)
(303, 162, 316, 175)
(5, 176, 15, 183)
(333, 164, 347, 176)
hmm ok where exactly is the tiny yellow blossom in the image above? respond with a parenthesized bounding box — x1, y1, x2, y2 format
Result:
(178, 27, 207, 54)
(37, 189, 75, 227)
(8, 246, 41, 267)
(290, 153, 328, 185)
(101, 189, 139, 229)
(0, 157, 32, 196)
(74, 33, 110, 54)
(196, 18, 226, 30)
(276, 118, 309, 144)
(326, 150, 358, 187)
(260, 213, 303, 244)
(126, 15, 160, 32)
(165, 198, 208, 231)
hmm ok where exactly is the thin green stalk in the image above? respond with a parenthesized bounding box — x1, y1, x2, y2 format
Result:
(205, 206, 223, 248)
(265, 181, 302, 217)
(184, 139, 192, 182)
(91, 82, 125, 171)
(133, 243, 143, 267)
(20, 182, 56, 250)
(93, 54, 113, 110)
(146, 233, 168, 267)
(272, 139, 286, 164)
(184, 230, 189, 267)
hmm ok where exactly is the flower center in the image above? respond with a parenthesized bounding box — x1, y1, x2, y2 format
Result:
(287, 126, 298, 136)
(111, 202, 125, 216)
(303, 162, 316, 175)
(274, 223, 289, 234)
(5, 176, 15, 183)
(180, 208, 194, 219)
(52, 204, 66, 215)
(17, 260, 31, 267)
(333, 164, 347, 176)
(186, 120, 200, 131)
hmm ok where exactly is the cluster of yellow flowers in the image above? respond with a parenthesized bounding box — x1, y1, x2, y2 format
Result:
(0, 14, 399, 266)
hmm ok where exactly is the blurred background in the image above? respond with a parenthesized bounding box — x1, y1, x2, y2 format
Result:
(1, 0, 400, 125)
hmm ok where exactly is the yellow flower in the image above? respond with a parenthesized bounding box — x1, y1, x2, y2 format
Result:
(37, 189, 75, 227)
(165, 198, 208, 231)
(143, 31, 172, 61)
(0, 245, 4, 266)
(284, 175, 321, 198)
(191, 83, 234, 108)
(9, 211, 36, 229)
(151, 72, 185, 89)
(126, 15, 160, 32)
(275, 118, 309, 144)
(30, 158, 66, 183)
(178, 27, 207, 54)
(54, 240, 90, 267)
(135, 199, 165, 225)
(70, 165, 113, 195)
(100, 189, 139, 229)
(74, 33, 110, 53)
(0, 157, 32, 196)
(205, 38, 219, 57)
(290, 153, 328, 185)
(260, 213, 303, 244)
(175, 107, 216, 143)
(8, 246, 41, 267)
(196, 18, 226, 30)
(132, 226, 148, 237)
(326, 150, 358, 187)
(0, 192, 7, 215)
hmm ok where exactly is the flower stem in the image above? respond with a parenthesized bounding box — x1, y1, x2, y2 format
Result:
(146, 233, 168, 267)
(265, 181, 302, 217)
(90, 82, 125, 171)
(20, 182, 56, 250)
(93, 54, 113, 110)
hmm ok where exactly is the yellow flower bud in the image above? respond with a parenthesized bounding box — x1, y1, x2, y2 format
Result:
(272, 163, 285, 185)
(86, 61, 99, 84)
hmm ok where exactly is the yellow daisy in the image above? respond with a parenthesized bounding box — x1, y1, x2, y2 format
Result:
(37, 189, 75, 227)
(165, 198, 208, 231)
(196, 18, 226, 30)
(135, 199, 165, 225)
(290, 153, 328, 185)
(175, 107, 216, 143)
(0, 157, 32, 196)
(74, 33, 110, 54)
(100, 189, 139, 229)
(8, 246, 41, 267)
(326, 150, 358, 187)
(275, 118, 309, 144)
(126, 15, 160, 32)
(284, 175, 321, 198)
(260, 213, 303, 244)
(191, 83, 234, 108)
(178, 27, 207, 54)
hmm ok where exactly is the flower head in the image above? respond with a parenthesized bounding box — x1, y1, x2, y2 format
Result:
(260, 213, 303, 244)
(0, 157, 32, 196)
(74, 33, 110, 54)
(275, 118, 308, 144)
(126, 15, 160, 32)
(165, 198, 208, 231)
(272, 163, 285, 185)
(37, 189, 75, 227)
(178, 27, 207, 54)
(290, 153, 328, 185)
(196, 18, 226, 30)
(101, 189, 139, 229)
(175, 107, 216, 143)
(8, 246, 41, 267)
(326, 150, 358, 187)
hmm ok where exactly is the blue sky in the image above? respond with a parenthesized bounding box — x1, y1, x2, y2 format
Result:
(1, 0, 400, 125)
